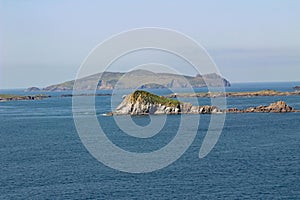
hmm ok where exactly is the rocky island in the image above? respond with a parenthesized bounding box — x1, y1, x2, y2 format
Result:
(110, 90, 298, 115)
(293, 86, 300, 91)
(25, 70, 231, 91)
(0, 94, 50, 102)
(166, 89, 300, 98)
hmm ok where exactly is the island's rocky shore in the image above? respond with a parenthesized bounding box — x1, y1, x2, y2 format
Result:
(294, 86, 300, 91)
(0, 94, 50, 102)
(166, 90, 300, 98)
(110, 90, 298, 115)
(0, 93, 112, 102)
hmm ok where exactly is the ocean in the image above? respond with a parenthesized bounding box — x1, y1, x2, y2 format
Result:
(0, 82, 299, 199)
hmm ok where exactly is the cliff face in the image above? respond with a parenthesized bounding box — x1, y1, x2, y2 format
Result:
(113, 91, 181, 115)
(111, 91, 297, 115)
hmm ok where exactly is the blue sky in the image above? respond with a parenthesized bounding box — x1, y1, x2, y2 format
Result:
(0, 0, 300, 88)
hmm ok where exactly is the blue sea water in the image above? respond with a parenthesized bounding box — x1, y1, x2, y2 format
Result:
(0, 82, 299, 199)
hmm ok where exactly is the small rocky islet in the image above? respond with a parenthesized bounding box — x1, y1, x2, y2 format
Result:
(109, 90, 298, 115)
(0, 94, 50, 102)
(166, 89, 300, 98)
(294, 86, 300, 91)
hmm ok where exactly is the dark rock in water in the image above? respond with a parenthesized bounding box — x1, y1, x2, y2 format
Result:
(226, 101, 294, 113)
(0, 94, 50, 102)
(293, 86, 300, 91)
(25, 87, 40, 92)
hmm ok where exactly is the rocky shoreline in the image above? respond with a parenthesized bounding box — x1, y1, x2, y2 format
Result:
(0, 93, 112, 102)
(109, 90, 298, 115)
(293, 86, 300, 91)
(0, 94, 50, 102)
(166, 90, 300, 98)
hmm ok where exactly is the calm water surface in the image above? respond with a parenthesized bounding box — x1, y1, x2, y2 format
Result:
(0, 82, 299, 199)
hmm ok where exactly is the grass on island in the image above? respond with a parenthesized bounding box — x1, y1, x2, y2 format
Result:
(130, 90, 181, 107)
(0, 94, 21, 99)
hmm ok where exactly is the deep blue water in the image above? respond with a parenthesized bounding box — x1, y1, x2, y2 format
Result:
(0, 82, 300, 199)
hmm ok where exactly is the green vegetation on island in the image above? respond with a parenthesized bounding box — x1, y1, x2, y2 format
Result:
(129, 90, 181, 107)
(26, 70, 231, 91)
(0, 94, 50, 102)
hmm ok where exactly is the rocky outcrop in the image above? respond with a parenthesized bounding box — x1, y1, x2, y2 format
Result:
(167, 90, 300, 98)
(226, 101, 294, 113)
(112, 90, 181, 115)
(0, 94, 50, 102)
(293, 86, 300, 91)
(111, 91, 226, 115)
(110, 91, 297, 115)
(179, 103, 221, 114)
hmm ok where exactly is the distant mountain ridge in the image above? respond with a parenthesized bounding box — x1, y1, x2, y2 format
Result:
(39, 70, 231, 91)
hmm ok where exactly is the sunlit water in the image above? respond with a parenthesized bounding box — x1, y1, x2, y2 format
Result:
(0, 82, 299, 199)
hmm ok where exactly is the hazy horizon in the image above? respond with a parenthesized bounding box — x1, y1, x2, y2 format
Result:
(1, 0, 300, 89)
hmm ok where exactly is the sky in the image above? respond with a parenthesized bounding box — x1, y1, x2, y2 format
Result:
(0, 0, 300, 89)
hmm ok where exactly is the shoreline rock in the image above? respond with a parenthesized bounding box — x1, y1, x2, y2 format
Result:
(226, 101, 294, 113)
(293, 86, 300, 91)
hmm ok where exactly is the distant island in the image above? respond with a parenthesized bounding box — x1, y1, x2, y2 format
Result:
(166, 89, 300, 98)
(24, 70, 231, 91)
(109, 90, 298, 115)
(0, 93, 111, 102)
(0, 94, 50, 102)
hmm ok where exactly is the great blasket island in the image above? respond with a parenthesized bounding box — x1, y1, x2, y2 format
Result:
(24, 70, 231, 91)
